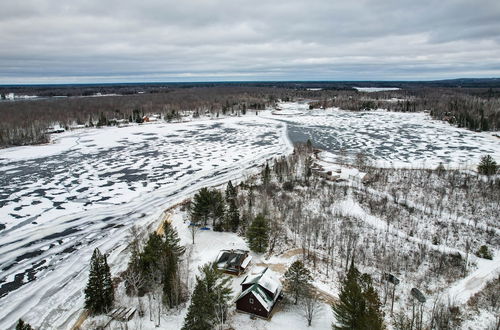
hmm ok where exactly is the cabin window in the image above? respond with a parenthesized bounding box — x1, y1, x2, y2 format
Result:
(249, 298, 254, 304)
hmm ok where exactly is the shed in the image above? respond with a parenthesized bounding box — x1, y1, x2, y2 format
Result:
(215, 249, 252, 275)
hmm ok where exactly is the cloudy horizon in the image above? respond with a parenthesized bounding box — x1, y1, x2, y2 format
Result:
(1, 0, 500, 84)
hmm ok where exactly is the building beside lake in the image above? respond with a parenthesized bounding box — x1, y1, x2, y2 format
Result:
(236, 267, 282, 319)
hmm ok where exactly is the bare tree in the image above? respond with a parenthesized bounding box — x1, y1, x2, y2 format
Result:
(300, 286, 323, 327)
(189, 223, 200, 244)
(123, 269, 145, 316)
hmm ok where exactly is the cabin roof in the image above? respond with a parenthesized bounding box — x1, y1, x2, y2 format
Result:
(241, 267, 281, 296)
(236, 283, 277, 312)
(215, 249, 250, 271)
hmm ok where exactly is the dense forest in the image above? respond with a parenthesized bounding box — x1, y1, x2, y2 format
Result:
(1, 80, 499, 147)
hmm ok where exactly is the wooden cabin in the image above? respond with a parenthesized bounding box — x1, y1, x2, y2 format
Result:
(236, 267, 282, 319)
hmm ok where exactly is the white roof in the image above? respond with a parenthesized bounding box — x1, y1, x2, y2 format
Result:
(238, 268, 282, 312)
(241, 255, 252, 269)
(242, 267, 281, 295)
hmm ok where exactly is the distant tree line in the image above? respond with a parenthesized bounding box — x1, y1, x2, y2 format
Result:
(0, 86, 290, 147)
(2, 84, 499, 147)
(308, 87, 500, 132)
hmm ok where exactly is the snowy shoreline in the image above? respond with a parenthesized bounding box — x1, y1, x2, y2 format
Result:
(0, 114, 294, 329)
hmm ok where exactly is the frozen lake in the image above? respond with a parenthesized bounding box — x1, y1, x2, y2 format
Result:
(266, 103, 500, 168)
(1, 105, 499, 328)
(0, 116, 292, 328)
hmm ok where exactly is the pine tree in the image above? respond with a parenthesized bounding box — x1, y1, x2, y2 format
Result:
(359, 274, 384, 329)
(478, 154, 498, 175)
(162, 221, 185, 307)
(16, 319, 33, 330)
(225, 180, 237, 203)
(191, 188, 225, 228)
(225, 198, 240, 232)
(191, 187, 212, 226)
(306, 138, 313, 151)
(262, 163, 271, 186)
(304, 156, 313, 182)
(139, 233, 164, 274)
(101, 254, 114, 311)
(225, 181, 240, 232)
(182, 275, 213, 330)
(332, 261, 365, 329)
(96, 112, 109, 127)
(182, 264, 232, 330)
(332, 261, 384, 330)
(136, 224, 185, 308)
(211, 190, 225, 231)
(246, 214, 269, 253)
(84, 248, 114, 314)
(284, 260, 313, 304)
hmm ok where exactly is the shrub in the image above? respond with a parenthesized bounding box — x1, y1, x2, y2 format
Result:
(478, 155, 498, 175)
(476, 245, 493, 260)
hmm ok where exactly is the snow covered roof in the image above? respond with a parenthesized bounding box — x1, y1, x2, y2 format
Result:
(215, 249, 249, 271)
(241, 267, 281, 296)
(237, 268, 282, 312)
(241, 255, 252, 269)
(237, 284, 276, 312)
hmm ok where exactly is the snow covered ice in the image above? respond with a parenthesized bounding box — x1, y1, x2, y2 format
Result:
(266, 105, 500, 168)
(0, 115, 293, 329)
(1, 103, 499, 329)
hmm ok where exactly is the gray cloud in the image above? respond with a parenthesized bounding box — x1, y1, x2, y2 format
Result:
(0, 0, 499, 83)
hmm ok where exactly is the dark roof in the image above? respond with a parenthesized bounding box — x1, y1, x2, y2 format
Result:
(216, 249, 249, 272)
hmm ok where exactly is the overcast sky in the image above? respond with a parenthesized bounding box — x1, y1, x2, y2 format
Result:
(1, 0, 500, 83)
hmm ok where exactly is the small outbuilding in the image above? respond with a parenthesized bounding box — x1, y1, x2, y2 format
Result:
(215, 249, 252, 275)
(236, 267, 283, 319)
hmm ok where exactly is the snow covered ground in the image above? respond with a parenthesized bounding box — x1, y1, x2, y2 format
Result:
(264, 103, 500, 168)
(1, 102, 499, 329)
(81, 208, 334, 330)
(0, 115, 293, 329)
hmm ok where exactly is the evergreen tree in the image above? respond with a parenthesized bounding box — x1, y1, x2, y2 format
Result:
(191, 187, 212, 226)
(101, 254, 114, 311)
(211, 190, 226, 231)
(191, 187, 225, 228)
(359, 274, 384, 329)
(225, 180, 237, 203)
(127, 228, 141, 274)
(182, 264, 232, 330)
(224, 181, 240, 232)
(332, 261, 365, 329)
(87, 115, 94, 128)
(284, 260, 313, 304)
(84, 248, 114, 314)
(16, 319, 33, 330)
(246, 214, 269, 253)
(332, 261, 384, 330)
(96, 112, 109, 127)
(162, 221, 186, 307)
(225, 198, 240, 232)
(262, 163, 271, 186)
(306, 138, 313, 151)
(136, 224, 185, 308)
(478, 154, 498, 175)
(304, 156, 313, 182)
(139, 233, 164, 274)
